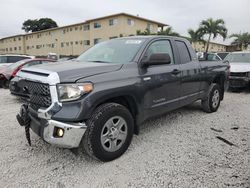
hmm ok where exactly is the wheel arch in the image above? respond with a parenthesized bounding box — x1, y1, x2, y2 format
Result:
(212, 74, 225, 100)
(90, 94, 140, 135)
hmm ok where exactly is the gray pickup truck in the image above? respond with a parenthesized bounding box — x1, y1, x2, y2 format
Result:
(12, 36, 230, 161)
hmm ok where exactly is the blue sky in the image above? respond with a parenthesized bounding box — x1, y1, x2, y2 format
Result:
(1, 0, 250, 44)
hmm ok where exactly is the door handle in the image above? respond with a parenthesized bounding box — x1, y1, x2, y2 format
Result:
(171, 69, 181, 75)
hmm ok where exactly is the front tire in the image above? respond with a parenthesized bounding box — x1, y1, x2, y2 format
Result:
(201, 83, 221, 113)
(83, 103, 134, 162)
(3, 80, 9, 89)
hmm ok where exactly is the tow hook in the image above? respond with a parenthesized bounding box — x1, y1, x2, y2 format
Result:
(16, 104, 31, 146)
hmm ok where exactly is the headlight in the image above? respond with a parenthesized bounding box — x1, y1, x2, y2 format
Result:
(57, 83, 93, 102)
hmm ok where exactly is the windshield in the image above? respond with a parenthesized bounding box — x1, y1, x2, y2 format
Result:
(225, 53, 250, 63)
(77, 38, 145, 64)
(0, 56, 7, 63)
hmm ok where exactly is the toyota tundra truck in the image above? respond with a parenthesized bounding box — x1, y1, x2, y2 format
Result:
(12, 36, 230, 161)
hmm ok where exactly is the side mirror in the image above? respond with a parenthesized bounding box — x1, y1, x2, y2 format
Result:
(142, 53, 171, 67)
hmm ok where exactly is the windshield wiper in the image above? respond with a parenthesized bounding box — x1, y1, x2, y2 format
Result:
(88, 60, 111, 63)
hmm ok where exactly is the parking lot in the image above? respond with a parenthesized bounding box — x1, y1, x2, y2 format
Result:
(0, 88, 249, 187)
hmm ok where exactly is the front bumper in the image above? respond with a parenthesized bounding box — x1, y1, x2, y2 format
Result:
(229, 76, 250, 88)
(19, 104, 87, 149)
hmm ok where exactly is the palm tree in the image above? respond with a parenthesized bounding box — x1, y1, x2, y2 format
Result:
(230, 32, 250, 50)
(198, 18, 227, 53)
(187, 29, 204, 44)
(157, 26, 180, 36)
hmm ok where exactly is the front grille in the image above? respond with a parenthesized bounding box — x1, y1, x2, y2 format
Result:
(230, 72, 248, 77)
(20, 80, 52, 110)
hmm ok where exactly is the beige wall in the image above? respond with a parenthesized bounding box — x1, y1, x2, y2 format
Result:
(0, 15, 160, 57)
(192, 41, 227, 52)
(0, 35, 25, 54)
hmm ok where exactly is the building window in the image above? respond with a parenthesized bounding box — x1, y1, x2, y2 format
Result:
(51, 43, 55, 48)
(14, 47, 17, 50)
(66, 42, 69, 46)
(109, 19, 118, 26)
(36, 45, 43, 49)
(94, 38, 101, 45)
(127, 19, 135, 26)
(79, 26, 82, 30)
(75, 41, 78, 45)
(70, 41, 73, 45)
(63, 29, 66, 34)
(109, 36, 118, 39)
(70, 28, 73, 31)
(94, 22, 101, 28)
(61, 42, 64, 47)
(19, 46, 21, 50)
(6, 48, 8, 52)
(84, 40, 90, 45)
(18, 37, 21, 41)
(13, 38, 16, 41)
(75, 26, 78, 31)
(84, 25, 90, 31)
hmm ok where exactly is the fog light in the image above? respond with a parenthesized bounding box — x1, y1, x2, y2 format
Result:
(56, 128, 64, 137)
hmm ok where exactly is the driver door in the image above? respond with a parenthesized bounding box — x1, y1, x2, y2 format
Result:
(139, 39, 181, 118)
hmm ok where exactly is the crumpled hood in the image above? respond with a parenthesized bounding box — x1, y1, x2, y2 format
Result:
(230, 62, 250, 73)
(19, 60, 123, 83)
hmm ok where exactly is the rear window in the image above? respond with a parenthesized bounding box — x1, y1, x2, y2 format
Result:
(176, 41, 191, 63)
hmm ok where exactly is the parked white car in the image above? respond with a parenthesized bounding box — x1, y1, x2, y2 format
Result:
(0, 54, 34, 68)
(225, 51, 250, 89)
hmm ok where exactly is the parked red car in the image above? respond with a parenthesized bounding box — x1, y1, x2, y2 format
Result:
(0, 58, 56, 88)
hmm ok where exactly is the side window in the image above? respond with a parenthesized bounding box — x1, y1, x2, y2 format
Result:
(40, 61, 51, 65)
(144, 40, 174, 64)
(0, 56, 7, 63)
(23, 61, 41, 67)
(8, 56, 29, 63)
(176, 41, 191, 63)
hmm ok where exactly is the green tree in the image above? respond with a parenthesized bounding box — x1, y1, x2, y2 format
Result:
(158, 26, 180, 36)
(187, 29, 204, 44)
(198, 18, 227, 53)
(22, 18, 58, 32)
(136, 28, 152, 35)
(230, 32, 250, 50)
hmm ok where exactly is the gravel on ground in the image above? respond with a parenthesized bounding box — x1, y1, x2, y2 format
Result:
(0, 89, 249, 188)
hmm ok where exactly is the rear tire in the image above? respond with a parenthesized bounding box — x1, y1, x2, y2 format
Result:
(83, 103, 134, 162)
(202, 83, 221, 113)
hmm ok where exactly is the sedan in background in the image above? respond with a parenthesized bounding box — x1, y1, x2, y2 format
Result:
(0, 58, 55, 88)
(225, 51, 250, 89)
(0, 54, 34, 68)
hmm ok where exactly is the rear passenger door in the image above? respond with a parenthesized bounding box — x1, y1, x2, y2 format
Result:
(175, 40, 202, 105)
